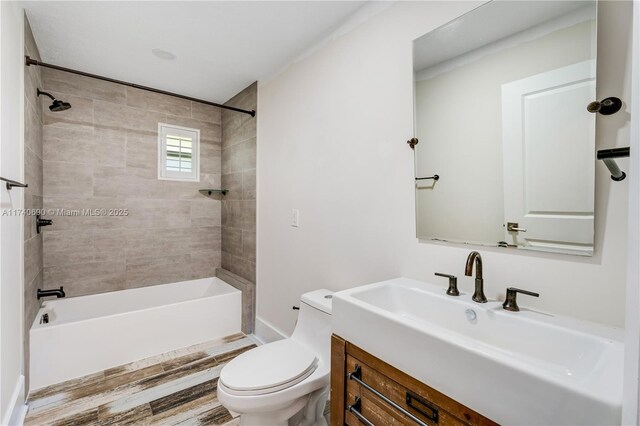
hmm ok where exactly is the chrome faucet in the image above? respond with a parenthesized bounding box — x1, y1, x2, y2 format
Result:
(464, 251, 487, 303)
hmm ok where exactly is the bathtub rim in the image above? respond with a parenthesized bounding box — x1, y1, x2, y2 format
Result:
(30, 276, 240, 331)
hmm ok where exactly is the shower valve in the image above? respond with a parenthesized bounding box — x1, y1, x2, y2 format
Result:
(36, 214, 53, 234)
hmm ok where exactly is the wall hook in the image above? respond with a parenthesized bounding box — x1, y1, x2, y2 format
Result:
(407, 138, 419, 149)
(587, 97, 622, 115)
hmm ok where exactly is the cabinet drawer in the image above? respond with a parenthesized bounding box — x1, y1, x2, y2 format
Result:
(331, 336, 498, 426)
(346, 355, 466, 426)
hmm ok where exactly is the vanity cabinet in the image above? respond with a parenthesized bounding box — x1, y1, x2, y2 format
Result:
(331, 335, 498, 426)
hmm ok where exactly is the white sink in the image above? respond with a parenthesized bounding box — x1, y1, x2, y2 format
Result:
(332, 278, 623, 425)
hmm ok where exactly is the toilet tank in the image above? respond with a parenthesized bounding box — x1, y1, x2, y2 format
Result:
(291, 289, 333, 365)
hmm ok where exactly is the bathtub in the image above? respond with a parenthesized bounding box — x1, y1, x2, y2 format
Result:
(29, 277, 241, 391)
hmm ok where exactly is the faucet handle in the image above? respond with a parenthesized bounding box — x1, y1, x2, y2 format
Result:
(435, 273, 459, 296)
(502, 287, 539, 312)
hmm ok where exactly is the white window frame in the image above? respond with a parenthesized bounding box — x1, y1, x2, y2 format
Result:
(158, 123, 200, 182)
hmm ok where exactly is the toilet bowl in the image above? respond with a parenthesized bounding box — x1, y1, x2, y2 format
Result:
(218, 289, 333, 426)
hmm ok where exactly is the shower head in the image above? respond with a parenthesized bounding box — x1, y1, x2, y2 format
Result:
(49, 99, 72, 112)
(37, 89, 71, 112)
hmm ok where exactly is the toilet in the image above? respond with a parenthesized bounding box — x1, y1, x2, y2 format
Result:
(218, 289, 333, 426)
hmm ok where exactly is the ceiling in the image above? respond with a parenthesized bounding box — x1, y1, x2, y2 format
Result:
(413, 1, 594, 72)
(21, 1, 365, 103)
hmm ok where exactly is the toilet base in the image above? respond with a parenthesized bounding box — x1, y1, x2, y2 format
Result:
(237, 388, 329, 426)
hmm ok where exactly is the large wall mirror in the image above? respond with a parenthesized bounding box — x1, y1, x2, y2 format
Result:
(413, 1, 597, 256)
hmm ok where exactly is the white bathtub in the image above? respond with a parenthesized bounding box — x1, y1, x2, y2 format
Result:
(29, 277, 241, 391)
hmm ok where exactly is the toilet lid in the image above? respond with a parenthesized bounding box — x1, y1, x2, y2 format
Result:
(220, 339, 318, 395)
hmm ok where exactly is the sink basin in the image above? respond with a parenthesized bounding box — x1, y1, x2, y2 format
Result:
(332, 278, 623, 425)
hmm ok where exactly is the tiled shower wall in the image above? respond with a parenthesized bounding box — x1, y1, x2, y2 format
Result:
(41, 68, 224, 295)
(24, 16, 44, 385)
(221, 83, 257, 284)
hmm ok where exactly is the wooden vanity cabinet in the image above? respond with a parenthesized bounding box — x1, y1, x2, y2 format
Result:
(330, 334, 498, 426)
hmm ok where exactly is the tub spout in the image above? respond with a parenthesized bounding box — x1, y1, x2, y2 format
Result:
(37, 287, 65, 300)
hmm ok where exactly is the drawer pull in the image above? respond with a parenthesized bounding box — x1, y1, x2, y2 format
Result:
(349, 365, 433, 426)
(407, 391, 439, 423)
(348, 397, 375, 426)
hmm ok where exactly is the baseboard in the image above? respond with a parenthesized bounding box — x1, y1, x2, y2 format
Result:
(3, 375, 26, 426)
(254, 316, 288, 344)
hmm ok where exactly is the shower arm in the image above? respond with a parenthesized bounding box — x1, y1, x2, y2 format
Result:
(25, 56, 256, 117)
(36, 89, 56, 101)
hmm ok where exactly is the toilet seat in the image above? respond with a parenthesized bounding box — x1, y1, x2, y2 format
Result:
(219, 339, 318, 396)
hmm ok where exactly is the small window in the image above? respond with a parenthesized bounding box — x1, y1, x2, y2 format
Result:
(158, 123, 200, 182)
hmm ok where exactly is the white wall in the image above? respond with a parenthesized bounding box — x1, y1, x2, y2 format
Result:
(0, 2, 26, 424)
(414, 19, 593, 244)
(622, 1, 640, 424)
(257, 0, 634, 337)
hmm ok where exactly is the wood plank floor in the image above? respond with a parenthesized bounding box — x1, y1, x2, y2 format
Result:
(25, 333, 256, 426)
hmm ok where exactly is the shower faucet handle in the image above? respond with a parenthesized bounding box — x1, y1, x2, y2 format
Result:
(434, 272, 459, 296)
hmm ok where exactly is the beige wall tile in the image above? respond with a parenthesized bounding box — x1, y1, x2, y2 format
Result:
(25, 102, 43, 158)
(24, 195, 43, 241)
(200, 141, 221, 174)
(221, 173, 241, 201)
(24, 269, 42, 329)
(222, 115, 256, 149)
(43, 125, 94, 164)
(222, 252, 255, 284)
(191, 199, 221, 226)
(126, 87, 191, 117)
(24, 75, 43, 124)
(94, 127, 126, 167)
(221, 83, 256, 284)
(191, 250, 221, 280)
(242, 230, 256, 263)
(191, 103, 222, 124)
(221, 138, 256, 174)
(125, 254, 193, 288)
(94, 101, 165, 133)
(43, 229, 94, 267)
(191, 226, 221, 252)
(124, 228, 193, 260)
(95, 165, 214, 200)
(25, 147, 43, 198)
(222, 200, 241, 230)
(43, 92, 94, 128)
(93, 229, 127, 262)
(43, 161, 93, 197)
(44, 262, 126, 296)
(222, 228, 242, 257)
(123, 199, 191, 229)
(165, 115, 221, 146)
(242, 169, 256, 200)
(43, 68, 126, 104)
(25, 234, 43, 287)
(43, 196, 127, 230)
(126, 131, 157, 170)
(239, 200, 256, 232)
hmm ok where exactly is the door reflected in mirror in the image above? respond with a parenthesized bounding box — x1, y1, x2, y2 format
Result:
(413, 0, 597, 256)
